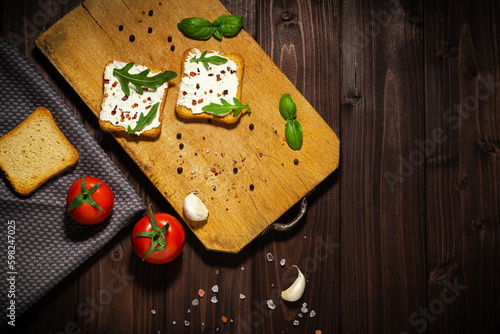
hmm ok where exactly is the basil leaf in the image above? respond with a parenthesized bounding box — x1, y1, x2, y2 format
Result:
(279, 93, 297, 120)
(285, 119, 303, 150)
(113, 62, 177, 96)
(202, 97, 251, 116)
(216, 14, 243, 37)
(190, 50, 228, 69)
(177, 17, 214, 40)
(127, 102, 159, 134)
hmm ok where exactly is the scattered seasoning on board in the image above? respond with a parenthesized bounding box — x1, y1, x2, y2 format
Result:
(168, 36, 172, 43)
(176, 133, 182, 139)
(129, 35, 135, 42)
(249, 123, 254, 130)
(249, 184, 254, 191)
(148, 27, 153, 34)
(118, 25, 124, 31)
(171, 45, 175, 52)
(179, 143, 184, 150)
(294, 158, 299, 165)
(148, 10, 153, 16)
(177, 167, 183, 174)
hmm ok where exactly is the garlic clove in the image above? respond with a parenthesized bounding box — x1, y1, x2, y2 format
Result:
(183, 192, 209, 221)
(281, 266, 306, 302)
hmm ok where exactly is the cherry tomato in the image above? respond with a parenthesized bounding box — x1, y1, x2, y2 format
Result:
(131, 207, 185, 264)
(66, 176, 114, 225)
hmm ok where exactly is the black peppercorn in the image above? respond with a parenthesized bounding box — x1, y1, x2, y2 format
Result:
(179, 143, 184, 150)
(249, 123, 254, 130)
(148, 27, 153, 34)
(176, 133, 181, 139)
(118, 25, 124, 31)
(250, 184, 254, 191)
(129, 35, 135, 42)
(233, 167, 238, 174)
(177, 167, 183, 174)
(294, 159, 299, 165)
(148, 10, 153, 16)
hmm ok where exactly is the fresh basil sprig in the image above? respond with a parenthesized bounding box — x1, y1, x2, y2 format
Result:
(177, 14, 242, 40)
(279, 94, 303, 150)
(190, 50, 228, 69)
(127, 102, 159, 134)
(113, 62, 177, 96)
(202, 97, 251, 117)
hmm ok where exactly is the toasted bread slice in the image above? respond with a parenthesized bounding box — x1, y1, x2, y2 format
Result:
(176, 48, 245, 124)
(99, 61, 169, 137)
(0, 107, 79, 196)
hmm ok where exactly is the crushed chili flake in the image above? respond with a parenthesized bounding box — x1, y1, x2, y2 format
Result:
(112, 81, 118, 87)
(222, 316, 228, 323)
(192, 100, 197, 105)
(235, 194, 239, 198)
(208, 73, 214, 77)
(132, 103, 138, 108)
(147, 97, 152, 101)
(182, 91, 187, 96)
(230, 70, 236, 74)
(104, 79, 110, 84)
(259, 153, 263, 157)
(198, 289, 205, 298)
(209, 89, 213, 93)
(144, 87, 149, 91)
(216, 74, 221, 81)
(143, 99, 147, 103)
(221, 70, 226, 74)
(145, 105, 152, 109)
(217, 93, 221, 97)
(196, 83, 200, 89)
(104, 93, 108, 98)
(111, 105, 117, 115)
(227, 66, 231, 71)
(190, 71, 196, 76)
(223, 89, 228, 96)
(198, 98, 204, 103)
(122, 95, 128, 101)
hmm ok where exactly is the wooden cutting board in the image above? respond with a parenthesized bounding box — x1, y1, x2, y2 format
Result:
(35, 0, 339, 253)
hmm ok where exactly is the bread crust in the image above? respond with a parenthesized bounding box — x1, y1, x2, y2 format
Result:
(175, 48, 245, 124)
(0, 107, 79, 196)
(98, 61, 168, 138)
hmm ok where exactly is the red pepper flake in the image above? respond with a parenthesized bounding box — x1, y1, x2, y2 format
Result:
(122, 95, 128, 101)
(132, 103, 138, 108)
(235, 194, 239, 198)
(143, 87, 149, 91)
(281, 163, 284, 166)
(104, 79, 110, 84)
(112, 81, 118, 87)
(190, 71, 196, 76)
(147, 97, 152, 101)
(216, 74, 221, 81)
(221, 70, 226, 74)
(196, 83, 200, 89)
(208, 73, 214, 77)
(217, 93, 221, 97)
(202, 137, 205, 140)
(197, 68, 200, 73)
(145, 105, 152, 109)
(259, 153, 263, 157)
(198, 98, 204, 103)
(230, 70, 236, 74)
(221, 152, 225, 157)
(133, 113, 137, 119)
(104, 93, 109, 98)
(222, 89, 228, 96)
(192, 100, 197, 105)
(198, 289, 205, 298)
(209, 89, 213, 93)
(111, 105, 117, 115)
(227, 66, 231, 71)
(182, 91, 187, 96)
(222, 316, 228, 323)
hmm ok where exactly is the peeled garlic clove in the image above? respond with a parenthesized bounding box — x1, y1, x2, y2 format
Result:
(183, 192, 209, 221)
(281, 266, 305, 302)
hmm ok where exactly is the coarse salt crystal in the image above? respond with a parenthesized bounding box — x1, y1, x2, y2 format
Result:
(173, 321, 176, 325)
(211, 296, 218, 304)
(216, 269, 219, 275)
(298, 313, 303, 318)
(187, 308, 191, 313)
(302, 302, 307, 307)
(266, 253, 274, 262)
(280, 259, 286, 267)
(212, 284, 219, 293)
(293, 320, 300, 326)
(192, 299, 199, 306)
(184, 320, 190, 327)
(241, 266, 244, 270)
(198, 289, 205, 297)
(310, 310, 316, 317)
(206, 148, 211, 153)
(151, 310, 156, 315)
(191, 168, 196, 174)
(267, 299, 276, 310)
(301, 307, 308, 313)
(240, 294, 245, 299)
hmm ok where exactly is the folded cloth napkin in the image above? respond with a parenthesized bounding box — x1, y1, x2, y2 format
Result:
(0, 38, 146, 327)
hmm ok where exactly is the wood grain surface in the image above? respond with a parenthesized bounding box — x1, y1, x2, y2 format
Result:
(1, 0, 499, 333)
(34, 0, 340, 253)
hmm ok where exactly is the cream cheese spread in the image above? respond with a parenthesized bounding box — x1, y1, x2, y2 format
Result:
(99, 61, 167, 135)
(176, 49, 239, 116)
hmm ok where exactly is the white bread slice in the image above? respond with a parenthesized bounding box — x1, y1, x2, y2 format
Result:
(0, 107, 79, 196)
(175, 48, 245, 124)
(99, 61, 169, 138)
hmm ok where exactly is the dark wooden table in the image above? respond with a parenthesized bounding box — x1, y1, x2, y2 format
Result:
(2, 0, 499, 333)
